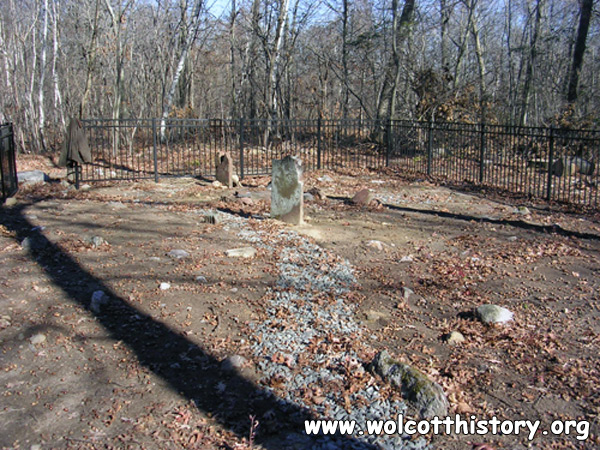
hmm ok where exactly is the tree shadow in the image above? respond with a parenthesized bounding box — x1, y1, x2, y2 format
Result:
(0, 203, 378, 449)
(327, 195, 600, 241)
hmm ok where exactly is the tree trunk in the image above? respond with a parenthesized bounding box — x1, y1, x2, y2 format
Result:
(469, 0, 487, 123)
(229, 0, 237, 118)
(375, 0, 415, 121)
(341, 0, 350, 119)
(566, 0, 594, 104)
(160, 0, 203, 139)
(519, 0, 543, 126)
(51, 0, 65, 131)
(79, 0, 100, 119)
(38, 0, 49, 152)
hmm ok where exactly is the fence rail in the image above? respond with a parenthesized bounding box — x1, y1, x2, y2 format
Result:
(1, 123, 18, 203)
(80, 118, 600, 209)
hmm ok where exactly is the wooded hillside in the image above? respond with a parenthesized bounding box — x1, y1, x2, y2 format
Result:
(1, 0, 598, 152)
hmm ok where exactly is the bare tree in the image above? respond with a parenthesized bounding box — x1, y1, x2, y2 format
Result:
(566, 0, 594, 104)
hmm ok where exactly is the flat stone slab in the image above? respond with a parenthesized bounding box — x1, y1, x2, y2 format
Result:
(225, 247, 257, 258)
(18, 170, 49, 184)
(371, 349, 449, 418)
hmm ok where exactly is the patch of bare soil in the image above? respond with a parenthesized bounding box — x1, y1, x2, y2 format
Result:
(1, 160, 599, 450)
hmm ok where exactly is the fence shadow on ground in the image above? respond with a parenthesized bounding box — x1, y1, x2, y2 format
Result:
(0, 203, 378, 449)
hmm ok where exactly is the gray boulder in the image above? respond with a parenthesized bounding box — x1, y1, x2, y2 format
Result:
(371, 350, 449, 418)
(475, 304, 513, 325)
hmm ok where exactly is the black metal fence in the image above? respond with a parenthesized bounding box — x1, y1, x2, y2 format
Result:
(80, 118, 600, 208)
(0, 123, 18, 202)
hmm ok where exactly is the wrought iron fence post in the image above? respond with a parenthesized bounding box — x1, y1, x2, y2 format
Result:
(479, 123, 486, 184)
(152, 118, 159, 183)
(239, 118, 245, 180)
(74, 162, 80, 190)
(426, 121, 433, 176)
(386, 119, 392, 167)
(547, 127, 555, 201)
(317, 117, 322, 170)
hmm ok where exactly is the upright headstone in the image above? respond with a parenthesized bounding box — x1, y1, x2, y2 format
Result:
(271, 156, 303, 225)
(216, 152, 233, 188)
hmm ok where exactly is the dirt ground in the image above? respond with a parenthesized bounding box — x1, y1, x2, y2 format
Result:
(1, 157, 600, 450)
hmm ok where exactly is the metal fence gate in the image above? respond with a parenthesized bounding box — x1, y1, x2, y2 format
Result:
(80, 118, 600, 209)
(0, 123, 18, 203)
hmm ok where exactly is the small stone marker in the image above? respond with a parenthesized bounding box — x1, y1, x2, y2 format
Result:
(216, 152, 234, 188)
(352, 188, 373, 206)
(271, 156, 303, 225)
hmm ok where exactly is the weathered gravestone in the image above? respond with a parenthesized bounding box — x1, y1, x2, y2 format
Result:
(215, 152, 233, 188)
(271, 156, 303, 225)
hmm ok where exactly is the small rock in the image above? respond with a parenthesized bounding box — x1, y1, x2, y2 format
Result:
(108, 201, 126, 209)
(351, 188, 374, 206)
(402, 287, 414, 300)
(371, 350, 449, 418)
(475, 304, 514, 325)
(148, 257, 161, 262)
(221, 354, 247, 372)
(168, 249, 190, 259)
(364, 310, 389, 322)
(303, 193, 314, 202)
(0, 316, 11, 329)
(89, 236, 107, 247)
(203, 213, 221, 224)
(30, 333, 46, 345)
(456, 401, 474, 414)
(4, 197, 17, 207)
(306, 187, 324, 200)
(443, 331, 465, 345)
(235, 191, 252, 198)
(90, 290, 109, 313)
(80, 184, 91, 191)
(400, 255, 414, 263)
(159, 282, 171, 290)
(226, 247, 256, 258)
(365, 240, 385, 251)
(21, 236, 46, 252)
(515, 206, 530, 215)
(30, 445, 42, 450)
(318, 174, 334, 183)
(239, 197, 254, 206)
(507, 236, 518, 242)
(212, 180, 223, 188)
(195, 275, 208, 283)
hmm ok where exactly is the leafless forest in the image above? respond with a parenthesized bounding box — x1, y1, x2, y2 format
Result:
(0, 0, 598, 153)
